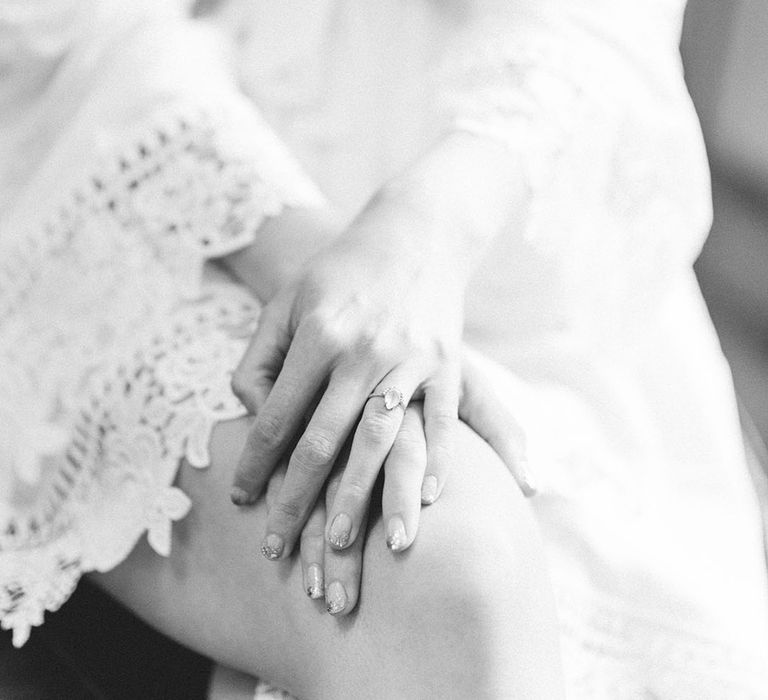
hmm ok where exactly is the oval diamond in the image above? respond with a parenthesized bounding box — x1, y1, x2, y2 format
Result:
(383, 387, 402, 410)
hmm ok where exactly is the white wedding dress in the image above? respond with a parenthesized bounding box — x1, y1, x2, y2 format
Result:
(2, 1, 767, 697)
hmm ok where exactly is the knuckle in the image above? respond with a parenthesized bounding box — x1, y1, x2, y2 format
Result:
(356, 329, 401, 365)
(272, 499, 305, 526)
(295, 430, 337, 468)
(301, 309, 327, 336)
(352, 326, 379, 355)
(391, 425, 425, 456)
(371, 339, 399, 366)
(252, 413, 285, 451)
(325, 470, 344, 497)
(400, 332, 427, 358)
(303, 310, 347, 352)
(430, 411, 457, 437)
(340, 475, 370, 503)
(429, 441, 454, 470)
(359, 408, 397, 442)
(300, 525, 325, 547)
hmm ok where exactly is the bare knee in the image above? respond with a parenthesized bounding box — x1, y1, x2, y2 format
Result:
(357, 427, 563, 698)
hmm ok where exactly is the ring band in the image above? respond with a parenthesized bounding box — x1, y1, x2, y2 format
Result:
(367, 386, 407, 411)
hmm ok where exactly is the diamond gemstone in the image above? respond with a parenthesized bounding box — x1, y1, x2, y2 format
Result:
(383, 387, 402, 410)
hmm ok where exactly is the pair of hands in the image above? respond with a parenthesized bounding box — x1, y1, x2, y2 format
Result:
(230, 186, 533, 615)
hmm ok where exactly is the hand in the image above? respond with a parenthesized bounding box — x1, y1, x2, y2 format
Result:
(295, 405, 427, 618)
(231, 188, 466, 560)
(294, 388, 532, 616)
(371, 352, 535, 556)
(458, 348, 536, 497)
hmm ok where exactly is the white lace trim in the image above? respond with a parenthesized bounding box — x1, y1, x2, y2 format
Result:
(1, 288, 259, 648)
(0, 106, 320, 647)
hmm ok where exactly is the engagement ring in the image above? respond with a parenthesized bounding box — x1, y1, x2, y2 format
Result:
(367, 386, 407, 411)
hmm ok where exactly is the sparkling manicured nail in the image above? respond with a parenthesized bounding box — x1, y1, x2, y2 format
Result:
(230, 486, 254, 506)
(421, 475, 438, 504)
(326, 580, 347, 615)
(386, 515, 407, 552)
(305, 564, 324, 599)
(261, 533, 284, 560)
(328, 513, 352, 548)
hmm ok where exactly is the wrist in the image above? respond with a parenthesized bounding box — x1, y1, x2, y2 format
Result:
(223, 205, 343, 302)
(372, 131, 526, 277)
(335, 185, 470, 290)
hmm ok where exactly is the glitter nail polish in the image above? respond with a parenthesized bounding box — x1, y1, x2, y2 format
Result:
(306, 564, 324, 599)
(328, 512, 352, 548)
(386, 515, 407, 552)
(326, 580, 347, 615)
(261, 533, 284, 560)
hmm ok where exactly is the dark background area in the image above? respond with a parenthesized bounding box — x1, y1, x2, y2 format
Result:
(0, 580, 212, 699)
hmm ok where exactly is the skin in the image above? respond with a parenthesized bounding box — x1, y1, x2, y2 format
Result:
(298, 396, 531, 613)
(91, 416, 564, 700)
(151, 129, 546, 696)
(228, 131, 529, 567)
(220, 159, 533, 608)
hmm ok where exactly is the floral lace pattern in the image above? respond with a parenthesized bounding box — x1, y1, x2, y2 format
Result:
(0, 108, 320, 647)
(2, 4, 767, 698)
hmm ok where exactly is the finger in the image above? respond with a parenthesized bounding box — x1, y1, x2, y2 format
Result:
(299, 495, 327, 600)
(261, 373, 370, 560)
(382, 404, 426, 552)
(325, 374, 417, 551)
(260, 462, 292, 562)
(231, 321, 331, 506)
(230, 300, 290, 415)
(421, 366, 460, 505)
(264, 462, 288, 511)
(323, 460, 368, 616)
(459, 356, 535, 496)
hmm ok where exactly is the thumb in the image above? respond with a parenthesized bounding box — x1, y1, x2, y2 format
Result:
(231, 299, 291, 415)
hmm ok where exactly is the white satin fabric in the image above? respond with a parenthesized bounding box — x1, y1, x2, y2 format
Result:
(1, 1, 767, 697)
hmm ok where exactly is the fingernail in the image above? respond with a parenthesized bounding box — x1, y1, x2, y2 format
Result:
(386, 515, 407, 552)
(328, 513, 352, 548)
(326, 580, 347, 615)
(421, 475, 438, 504)
(305, 564, 324, 599)
(260, 533, 284, 560)
(230, 486, 255, 506)
(519, 458, 538, 497)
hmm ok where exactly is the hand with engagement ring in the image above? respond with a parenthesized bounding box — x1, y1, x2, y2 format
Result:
(229, 189, 466, 562)
(229, 136, 535, 613)
(277, 378, 529, 616)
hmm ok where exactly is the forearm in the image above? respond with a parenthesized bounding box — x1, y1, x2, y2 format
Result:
(223, 131, 524, 303)
(360, 130, 527, 285)
(221, 205, 343, 303)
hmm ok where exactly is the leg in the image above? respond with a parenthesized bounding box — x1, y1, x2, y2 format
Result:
(208, 665, 258, 699)
(92, 419, 563, 699)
